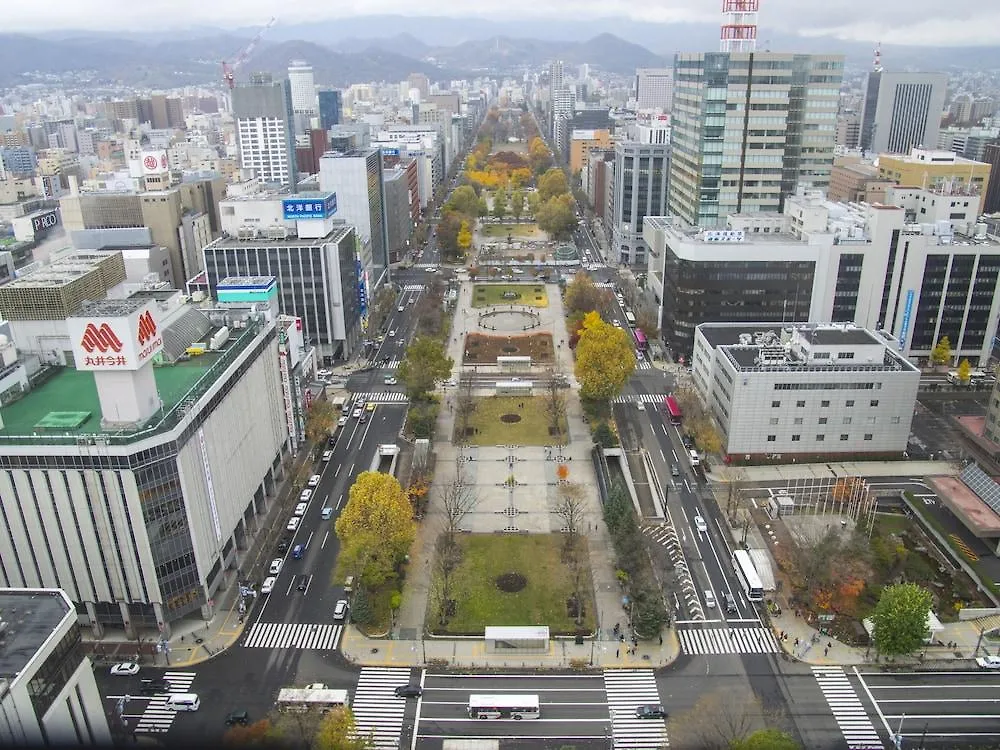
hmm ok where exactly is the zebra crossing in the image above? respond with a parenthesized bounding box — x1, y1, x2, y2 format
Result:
(350, 391, 409, 404)
(613, 393, 667, 404)
(242, 622, 344, 650)
(603, 669, 669, 749)
(594, 282, 615, 288)
(134, 671, 196, 734)
(371, 359, 402, 370)
(812, 666, 883, 749)
(636, 359, 654, 370)
(402, 284, 425, 291)
(352, 667, 411, 749)
(678, 626, 781, 655)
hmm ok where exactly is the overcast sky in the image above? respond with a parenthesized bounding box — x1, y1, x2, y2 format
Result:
(5, 0, 997, 46)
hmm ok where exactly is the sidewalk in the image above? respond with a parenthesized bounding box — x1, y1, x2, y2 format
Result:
(340, 626, 680, 670)
(706, 459, 958, 483)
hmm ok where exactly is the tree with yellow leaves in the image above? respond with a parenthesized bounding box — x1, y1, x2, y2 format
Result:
(457, 221, 473, 253)
(574, 311, 636, 402)
(335, 472, 416, 588)
(313, 707, 373, 750)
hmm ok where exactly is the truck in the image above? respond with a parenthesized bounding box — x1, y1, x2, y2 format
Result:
(331, 396, 349, 415)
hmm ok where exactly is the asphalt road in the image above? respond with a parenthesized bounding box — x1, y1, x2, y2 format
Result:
(854, 668, 1000, 747)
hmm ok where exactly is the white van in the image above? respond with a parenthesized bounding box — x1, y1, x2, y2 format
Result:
(688, 449, 700, 467)
(166, 693, 200, 711)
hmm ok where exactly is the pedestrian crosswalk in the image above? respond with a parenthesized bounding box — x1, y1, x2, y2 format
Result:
(402, 284, 425, 291)
(242, 622, 344, 650)
(352, 667, 411, 749)
(678, 626, 781, 655)
(350, 391, 409, 403)
(603, 669, 669, 749)
(613, 393, 667, 404)
(134, 671, 196, 734)
(812, 666, 883, 749)
(594, 282, 615, 289)
(369, 359, 402, 370)
(636, 359, 654, 370)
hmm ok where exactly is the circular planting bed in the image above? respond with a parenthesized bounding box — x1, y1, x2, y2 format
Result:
(501, 345, 519, 353)
(495, 572, 527, 593)
(500, 413, 522, 424)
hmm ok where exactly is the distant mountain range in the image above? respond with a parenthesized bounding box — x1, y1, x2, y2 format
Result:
(2, 14, 997, 91)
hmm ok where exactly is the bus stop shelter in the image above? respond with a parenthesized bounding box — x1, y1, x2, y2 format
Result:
(484, 626, 549, 651)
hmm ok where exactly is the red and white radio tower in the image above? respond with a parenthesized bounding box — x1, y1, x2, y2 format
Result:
(720, 0, 759, 53)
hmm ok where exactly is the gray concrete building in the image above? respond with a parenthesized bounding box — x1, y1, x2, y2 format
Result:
(860, 71, 948, 155)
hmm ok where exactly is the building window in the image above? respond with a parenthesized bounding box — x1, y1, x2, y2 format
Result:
(845, 400, 854, 407)
(769, 417, 779, 425)
(838, 352, 855, 359)
(891, 416, 901, 424)
(843, 417, 852, 424)
(816, 434, 825, 441)
(870, 399, 879, 407)
(791, 434, 801, 441)
(864, 433, 873, 441)
(767, 435, 776, 442)
(793, 417, 803, 425)
(796, 400, 806, 407)
(867, 416, 876, 424)
(818, 417, 828, 424)
(840, 434, 849, 441)
(821, 400, 830, 407)
(772, 400, 781, 408)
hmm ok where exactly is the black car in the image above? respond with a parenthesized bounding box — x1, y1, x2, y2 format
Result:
(328, 435, 336, 446)
(634, 704, 667, 719)
(297, 575, 309, 592)
(682, 434, 695, 449)
(225, 710, 249, 726)
(276, 540, 289, 554)
(140, 678, 171, 694)
(394, 684, 423, 698)
(671, 465, 680, 477)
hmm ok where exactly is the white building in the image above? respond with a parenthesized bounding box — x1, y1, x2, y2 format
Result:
(860, 71, 948, 156)
(287, 60, 317, 116)
(0, 289, 289, 636)
(0, 588, 112, 746)
(635, 68, 673, 112)
(232, 76, 296, 187)
(644, 187, 1000, 365)
(692, 322, 920, 461)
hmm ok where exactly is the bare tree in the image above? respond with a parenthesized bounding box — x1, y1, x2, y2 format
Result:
(441, 458, 480, 537)
(454, 373, 476, 447)
(720, 466, 747, 522)
(542, 367, 567, 442)
(668, 690, 788, 750)
(431, 459, 480, 627)
(554, 481, 588, 625)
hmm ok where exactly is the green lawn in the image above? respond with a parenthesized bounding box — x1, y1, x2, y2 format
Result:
(459, 396, 566, 445)
(471, 284, 548, 308)
(429, 534, 595, 635)
(480, 223, 541, 238)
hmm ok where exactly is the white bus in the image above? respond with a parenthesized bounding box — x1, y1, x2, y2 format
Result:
(732, 549, 764, 602)
(276, 686, 349, 713)
(624, 311, 637, 327)
(468, 694, 540, 720)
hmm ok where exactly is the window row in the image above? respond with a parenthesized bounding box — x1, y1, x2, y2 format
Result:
(767, 434, 875, 442)
(772, 399, 881, 408)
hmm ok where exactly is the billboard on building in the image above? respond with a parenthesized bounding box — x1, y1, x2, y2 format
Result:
(140, 151, 169, 175)
(67, 304, 164, 371)
(31, 210, 59, 233)
(381, 147, 400, 157)
(283, 193, 338, 220)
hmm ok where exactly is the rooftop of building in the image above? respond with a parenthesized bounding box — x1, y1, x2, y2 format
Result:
(879, 148, 990, 167)
(0, 252, 117, 289)
(699, 322, 879, 348)
(218, 276, 276, 289)
(213, 224, 352, 248)
(0, 588, 73, 679)
(0, 313, 267, 445)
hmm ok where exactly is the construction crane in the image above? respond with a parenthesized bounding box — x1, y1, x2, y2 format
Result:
(222, 17, 278, 90)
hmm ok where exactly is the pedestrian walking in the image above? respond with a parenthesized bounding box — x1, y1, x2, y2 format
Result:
(659, 634, 663, 646)
(824, 647, 829, 657)
(795, 637, 799, 647)
(616, 648, 620, 658)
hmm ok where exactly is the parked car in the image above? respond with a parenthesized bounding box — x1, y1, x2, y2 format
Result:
(334, 599, 349, 621)
(322, 450, 334, 462)
(276, 540, 290, 554)
(308, 474, 321, 487)
(260, 577, 276, 594)
(110, 662, 140, 676)
(977, 656, 1000, 669)
(286, 517, 300, 532)
(299, 489, 313, 502)
(337, 416, 348, 427)
(269, 559, 283, 575)
(294, 502, 308, 517)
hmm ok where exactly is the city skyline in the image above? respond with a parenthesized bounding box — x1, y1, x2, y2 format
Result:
(1, 1, 997, 47)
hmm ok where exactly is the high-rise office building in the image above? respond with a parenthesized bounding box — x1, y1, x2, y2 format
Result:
(610, 141, 670, 267)
(232, 74, 297, 188)
(983, 143, 1000, 214)
(318, 89, 343, 131)
(318, 149, 390, 293)
(669, 51, 843, 228)
(635, 68, 674, 111)
(859, 70, 948, 155)
(287, 60, 317, 115)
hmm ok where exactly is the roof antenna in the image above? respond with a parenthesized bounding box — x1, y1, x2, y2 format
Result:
(873, 42, 883, 72)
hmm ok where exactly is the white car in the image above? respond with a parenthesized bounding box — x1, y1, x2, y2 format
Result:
(384, 377, 397, 386)
(316, 369, 332, 378)
(977, 656, 1000, 669)
(110, 662, 140, 676)
(397, 305, 404, 312)
(308, 474, 321, 488)
(388, 330, 396, 338)
(286, 517, 300, 532)
(694, 515, 708, 533)
(636, 401, 645, 411)
(352, 408, 363, 419)
(337, 416, 348, 427)
(322, 450, 333, 462)
(425, 266, 438, 273)
(299, 489, 313, 502)
(269, 558, 283, 575)
(294, 502, 308, 517)
(261, 576, 276, 594)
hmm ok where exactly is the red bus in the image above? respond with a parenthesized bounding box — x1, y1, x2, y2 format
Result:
(664, 395, 682, 424)
(634, 328, 648, 353)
